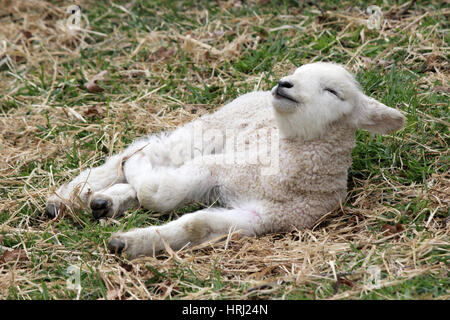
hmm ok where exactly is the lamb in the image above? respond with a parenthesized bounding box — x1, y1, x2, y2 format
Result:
(45, 62, 405, 259)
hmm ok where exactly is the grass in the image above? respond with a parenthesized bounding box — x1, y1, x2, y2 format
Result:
(0, 0, 448, 300)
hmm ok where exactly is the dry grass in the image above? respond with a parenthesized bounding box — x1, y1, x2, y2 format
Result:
(0, 0, 448, 299)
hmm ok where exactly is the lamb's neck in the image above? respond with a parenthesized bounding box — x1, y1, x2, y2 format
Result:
(273, 108, 325, 141)
(280, 121, 356, 150)
(278, 123, 356, 193)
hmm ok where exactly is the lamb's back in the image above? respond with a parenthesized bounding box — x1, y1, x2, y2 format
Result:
(195, 91, 274, 133)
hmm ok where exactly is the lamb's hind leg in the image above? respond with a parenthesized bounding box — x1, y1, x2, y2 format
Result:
(87, 126, 202, 219)
(108, 203, 267, 259)
(45, 139, 149, 218)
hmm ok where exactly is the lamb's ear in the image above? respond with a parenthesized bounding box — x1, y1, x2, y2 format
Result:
(352, 95, 405, 134)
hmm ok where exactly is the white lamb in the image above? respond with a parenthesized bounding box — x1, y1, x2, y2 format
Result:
(45, 62, 405, 259)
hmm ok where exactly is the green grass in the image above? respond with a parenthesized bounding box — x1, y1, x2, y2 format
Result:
(0, 0, 448, 300)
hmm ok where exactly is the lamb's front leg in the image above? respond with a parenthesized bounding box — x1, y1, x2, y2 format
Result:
(107, 204, 267, 259)
(45, 139, 149, 218)
(89, 183, 140, 219)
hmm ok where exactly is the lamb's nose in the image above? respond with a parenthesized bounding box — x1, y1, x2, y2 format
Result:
(278, 80, 293, 88)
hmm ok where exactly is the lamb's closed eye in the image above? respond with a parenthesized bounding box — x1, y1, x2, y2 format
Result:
(324, 87, 343, 100)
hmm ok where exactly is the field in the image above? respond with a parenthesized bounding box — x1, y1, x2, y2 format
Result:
(0, 0, 448, 300)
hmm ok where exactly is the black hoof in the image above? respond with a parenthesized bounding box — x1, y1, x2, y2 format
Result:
(90, 198, 110, 219)
(45, 204, 57, 219)
(108, 238, 126, 254)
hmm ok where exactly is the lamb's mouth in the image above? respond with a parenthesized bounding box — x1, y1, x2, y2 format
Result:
(273, 86, 298, 103)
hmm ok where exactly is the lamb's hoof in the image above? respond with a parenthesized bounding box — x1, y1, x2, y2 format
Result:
(108, 238, 126, 255)
(90, 198, 112, 219)
(45, 203, 57, 219)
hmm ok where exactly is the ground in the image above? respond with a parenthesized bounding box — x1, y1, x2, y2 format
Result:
(0, 0, 448, 300)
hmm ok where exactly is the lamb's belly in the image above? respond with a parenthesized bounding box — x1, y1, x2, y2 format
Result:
(262, 171, 348, 201)
(212, 164, 265, 204)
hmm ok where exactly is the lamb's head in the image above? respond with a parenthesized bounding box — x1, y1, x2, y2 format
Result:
(271, 62, 405, 140)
